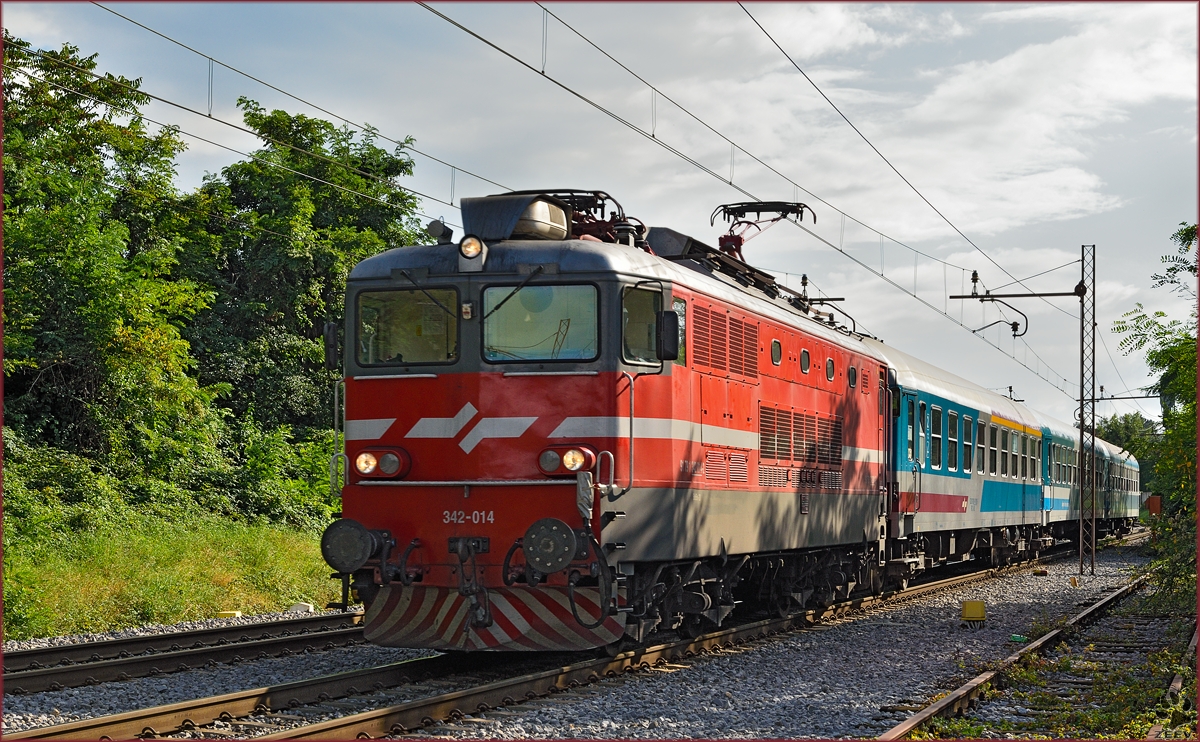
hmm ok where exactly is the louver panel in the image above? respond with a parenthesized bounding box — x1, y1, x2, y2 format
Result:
(729, 453, 749, 483)
(729, 319, 745, 376)
(710, 312, 728, 371)
(743, 323, 759, 379)
(759, 406, 778, 460)
(693, 306, 711, 368)
(705, 450, 727, 481)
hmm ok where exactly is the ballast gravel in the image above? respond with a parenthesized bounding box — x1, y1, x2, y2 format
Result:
(2, 609, 433, 734)
(421, 545, 1149, 740)
(2, 544, 1148, 739)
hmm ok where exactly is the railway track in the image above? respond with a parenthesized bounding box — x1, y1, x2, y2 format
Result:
(8, 531, 1147, 740)
(877, 532, 1170, 740)
(3, 611, 365, 695)
(9, 562, 1024, 740)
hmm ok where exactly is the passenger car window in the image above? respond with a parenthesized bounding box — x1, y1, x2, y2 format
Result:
(358, 288, 458, 365)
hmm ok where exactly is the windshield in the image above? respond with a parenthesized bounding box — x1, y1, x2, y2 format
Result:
(482, 284, 598, 362)
(357, 288, 458, 365)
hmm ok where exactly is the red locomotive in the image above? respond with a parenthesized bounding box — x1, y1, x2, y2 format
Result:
(319, 190, 1138, 652)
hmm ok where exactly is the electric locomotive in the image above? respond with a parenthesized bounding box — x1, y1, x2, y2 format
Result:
(319, 189, 1140, 652)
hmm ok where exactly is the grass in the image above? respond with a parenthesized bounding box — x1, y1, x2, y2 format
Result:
(3, 514, 340, 640)
(913, 601, 1197, 740)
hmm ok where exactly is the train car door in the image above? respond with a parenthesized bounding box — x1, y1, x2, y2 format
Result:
(899, 391, 919, 516)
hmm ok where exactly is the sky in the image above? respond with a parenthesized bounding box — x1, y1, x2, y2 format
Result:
(5, 2, 1197, 425)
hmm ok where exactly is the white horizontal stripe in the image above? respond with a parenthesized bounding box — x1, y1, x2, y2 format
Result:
(549, 416, 758, 450)
(345, 418, 396, 440)
(842, 446, 885, 464)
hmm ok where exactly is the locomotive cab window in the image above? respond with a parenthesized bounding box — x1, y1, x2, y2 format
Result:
(621, 287, 661, 365)
(673, 298, 687, 366)
(357, 288, 459, 366)
(800, 349, 810, 374)
(826, 358, 835, 382)
(771, 339, 782, 366)
(482, 283, 598, 362)
(847, 365, 857, 387)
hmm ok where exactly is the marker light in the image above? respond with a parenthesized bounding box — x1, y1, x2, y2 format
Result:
(378, 452, 402, 475)
(459, 235, 484, 259)
(539, 450, 562, 472)
(355, 452, 379, 474)
(561, 448, 587, 471)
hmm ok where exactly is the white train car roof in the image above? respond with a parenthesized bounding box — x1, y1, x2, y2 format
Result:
(859, 337, 1042, 431)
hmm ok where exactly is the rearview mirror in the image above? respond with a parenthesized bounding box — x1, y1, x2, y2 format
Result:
(655, 310, 679, 361)
(323, 321, 339, 371)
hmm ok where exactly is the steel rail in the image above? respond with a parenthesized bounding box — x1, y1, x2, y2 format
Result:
(9, 566, 1000, 740)
(3, 611, 364, 673)
(877, 574, 1150, 740)
(2, 653, 488, 741)
(4, 625, 366, 695)
(9, 538, 1137, 739)
(255, 568, 1004, 740)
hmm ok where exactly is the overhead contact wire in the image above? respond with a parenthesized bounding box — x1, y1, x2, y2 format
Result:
(5, 64, 459, 228)
(90, 1, 513, 194)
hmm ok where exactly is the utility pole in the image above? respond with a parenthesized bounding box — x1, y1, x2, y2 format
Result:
(950, 244, 1096, 575)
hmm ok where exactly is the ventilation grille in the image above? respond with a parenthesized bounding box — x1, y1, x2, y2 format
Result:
(757, 465, 842, 497)
(729, 453, 749, 483)
(759, 406, 843, 465)
(692, 306, 756, 378)
(759, 465, 790, 488)
(705, 450, 727, 481)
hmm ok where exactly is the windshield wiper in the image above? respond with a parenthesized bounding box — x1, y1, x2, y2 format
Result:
(398, 269, 456, 318)
(482, 265, 545, 320)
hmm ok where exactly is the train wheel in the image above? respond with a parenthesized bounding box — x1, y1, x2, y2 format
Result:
(678, 614, 706, 640)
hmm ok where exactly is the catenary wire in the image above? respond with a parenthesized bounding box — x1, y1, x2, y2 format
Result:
(5, 63, 459, 230)
(89, 1, 513, 195)
(535, 2, 971, 274)
(738, 2, 1078, 325)
(20, 46, 457, 213)
(539, 3, 1139, 401)
(8, 152, 301, 242)
(423, 3, 1077, 398)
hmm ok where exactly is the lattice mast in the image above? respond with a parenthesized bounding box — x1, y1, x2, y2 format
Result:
(1078, 244, 1097, 575)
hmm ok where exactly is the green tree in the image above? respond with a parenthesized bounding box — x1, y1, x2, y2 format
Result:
(1096, 411, 1159, 492)
(178, 98, 424, 434)
(2, 32, 225, 485)
(1113, 222, 1197, 607)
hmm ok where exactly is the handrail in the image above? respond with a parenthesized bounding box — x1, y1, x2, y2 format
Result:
(620, 371, 635, 496)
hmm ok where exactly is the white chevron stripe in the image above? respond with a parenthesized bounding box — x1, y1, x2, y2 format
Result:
(459, 417, 538, 453)
(344, 418, 396, 441)
(406, 403, 478, 438)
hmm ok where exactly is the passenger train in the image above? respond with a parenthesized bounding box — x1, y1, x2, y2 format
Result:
(319, 190, 1140, 652)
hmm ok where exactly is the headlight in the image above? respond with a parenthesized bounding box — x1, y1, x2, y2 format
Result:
(561, 448, 586, 471)
(539, 450, 561, 472)
(355, 452, 378, 474)
(459, 235, 484, 259)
